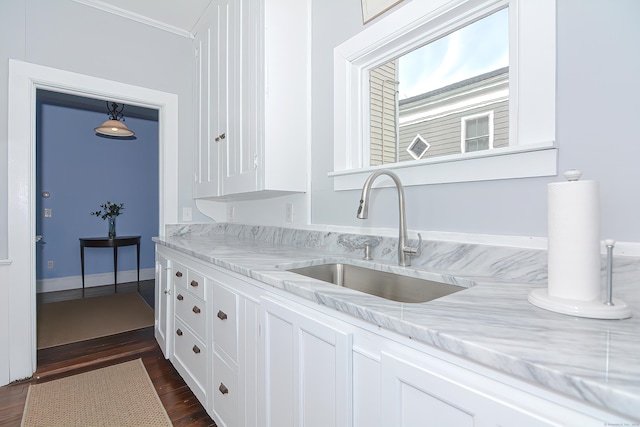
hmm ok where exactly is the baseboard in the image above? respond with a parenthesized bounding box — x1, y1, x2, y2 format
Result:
(37, 268, 155, 293)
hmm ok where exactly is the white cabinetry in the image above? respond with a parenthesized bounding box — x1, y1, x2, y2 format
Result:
(193, 0, 309, 199)
(156, 246, 628, 426)
(260, 296, 353, 427)
(379, 350, 603, 427)
(154, 251, 171, 357)
(170, 261, 209, 404)
(209, 268, 261, 427)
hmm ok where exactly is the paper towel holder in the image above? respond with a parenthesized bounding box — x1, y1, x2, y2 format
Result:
(528, 170, 631, 319)
(529, 239, 632, 320)
(528, 288, 631, 319)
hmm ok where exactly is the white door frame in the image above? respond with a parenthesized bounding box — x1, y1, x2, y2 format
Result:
(6, 59, 179, 383)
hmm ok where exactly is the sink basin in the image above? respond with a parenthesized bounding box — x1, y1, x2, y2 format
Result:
(286, 263, 465, 303)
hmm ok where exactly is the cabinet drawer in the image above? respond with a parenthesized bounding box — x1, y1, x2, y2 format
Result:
(173, 262, 206, 301)
(187, 270, 206, 300)
(212, 351, 239, 427)
(173, 318, 207, 403)
(213, 283, 238, 361)
(172, 262, 187, 288)
(174, 290, 206, 340)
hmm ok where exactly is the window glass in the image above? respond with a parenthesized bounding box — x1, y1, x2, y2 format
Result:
(369, 8, 508, 166)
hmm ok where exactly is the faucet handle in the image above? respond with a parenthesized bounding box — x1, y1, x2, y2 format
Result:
(403, 233, 422, 258)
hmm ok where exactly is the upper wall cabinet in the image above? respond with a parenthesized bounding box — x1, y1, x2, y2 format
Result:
(194, 0, 309, 200)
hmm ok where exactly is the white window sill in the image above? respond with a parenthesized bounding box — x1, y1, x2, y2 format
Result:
(328, 142, 557, 191)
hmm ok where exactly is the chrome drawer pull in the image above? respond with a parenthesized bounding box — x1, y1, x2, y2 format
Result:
(219, 383, 229, 395)
(176, 329, 183, 336)
(192, 345, 201, 354)
(190, 280, 199, 287)
(177, 294, 184, 301)
(192, 306, 201, 314)
(175, 271, 183, 277)
(217, 310, 228, 321)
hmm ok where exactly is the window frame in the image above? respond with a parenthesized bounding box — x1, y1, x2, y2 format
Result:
(331, 0, 557, 190)
(462, 111, 494, 153)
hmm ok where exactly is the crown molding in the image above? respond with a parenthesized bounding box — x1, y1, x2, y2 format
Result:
(71, 0, 194, 39)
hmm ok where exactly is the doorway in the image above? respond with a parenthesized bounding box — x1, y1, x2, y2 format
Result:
(35, 90, 158, 295)
(6, 60, 179, 384)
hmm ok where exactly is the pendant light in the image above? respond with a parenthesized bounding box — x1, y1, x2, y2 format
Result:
(94, 101, 135, 137)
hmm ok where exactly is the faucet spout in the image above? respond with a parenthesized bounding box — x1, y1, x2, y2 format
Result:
(357, 170, 421, 266)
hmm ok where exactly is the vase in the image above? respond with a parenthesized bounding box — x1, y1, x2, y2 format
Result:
(108, 217, 116, 238)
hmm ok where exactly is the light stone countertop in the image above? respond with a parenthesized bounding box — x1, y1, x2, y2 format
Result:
(154, 223, 640, 421)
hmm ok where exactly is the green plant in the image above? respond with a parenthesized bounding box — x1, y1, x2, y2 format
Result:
(91, 201, 124, 220)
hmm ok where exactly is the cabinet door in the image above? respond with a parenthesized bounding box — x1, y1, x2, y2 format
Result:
(154, 252, 171, 357)
(380, 351, 602, 427)
(221, 0, 258, 196)
(260, 296, 352, 427)
(193, 3, 220, 198)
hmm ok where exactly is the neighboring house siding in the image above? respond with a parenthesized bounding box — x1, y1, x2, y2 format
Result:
(399, 100, 509, 162)
(493, 101, 509, 149)
(369, 66, 509, 165)
(370, 61, 398, 166)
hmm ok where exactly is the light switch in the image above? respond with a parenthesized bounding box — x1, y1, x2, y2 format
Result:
(44, 208, 52, 218)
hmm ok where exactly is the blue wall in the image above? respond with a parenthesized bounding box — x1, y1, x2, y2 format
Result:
(36, 101, 159, 282)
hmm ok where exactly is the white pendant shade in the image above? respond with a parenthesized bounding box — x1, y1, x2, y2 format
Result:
(94, 119, 135, 137)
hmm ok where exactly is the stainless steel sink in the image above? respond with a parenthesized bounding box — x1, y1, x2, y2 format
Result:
(287, 263, 465, 303)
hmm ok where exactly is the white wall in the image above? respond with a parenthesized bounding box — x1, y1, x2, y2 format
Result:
(0, 0, 206, 259)
(3, 0, 639, 251)
(309, 0, 640, 245)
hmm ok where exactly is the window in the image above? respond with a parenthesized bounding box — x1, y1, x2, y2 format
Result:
(332, 0, 557, 190)
(462, 112, 493, 153)
(370, 9, 508, 166)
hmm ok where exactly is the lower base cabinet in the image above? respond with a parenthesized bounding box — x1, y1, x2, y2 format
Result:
(260, 296, 353, 427)
(156, 246, 632, 427)
(212, 351, 239, 427)
(379, 351, 603, 427)
(173, 317, 208, 403)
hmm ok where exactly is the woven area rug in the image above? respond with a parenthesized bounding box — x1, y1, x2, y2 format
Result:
(21, 359, 172, 427)
(37, 292, 154, 349)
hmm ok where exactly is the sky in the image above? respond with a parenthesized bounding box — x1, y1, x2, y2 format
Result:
(398, 8, 509, 100)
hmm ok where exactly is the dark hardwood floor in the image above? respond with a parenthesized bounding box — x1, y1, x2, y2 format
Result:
(0, 281, 216, 427)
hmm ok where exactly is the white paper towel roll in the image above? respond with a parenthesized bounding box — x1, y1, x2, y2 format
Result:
(547, 175, 601, 301)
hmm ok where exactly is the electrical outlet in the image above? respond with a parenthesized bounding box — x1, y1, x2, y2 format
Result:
(286, 203, 294, 222)
(47, 260, 54, 269)
(227, 205, 235, 222)
(182, 207, 192, 222)
(44, 208, 52, 218)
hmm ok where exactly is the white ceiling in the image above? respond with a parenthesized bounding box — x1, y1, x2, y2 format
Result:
(82, 0, 212, 34)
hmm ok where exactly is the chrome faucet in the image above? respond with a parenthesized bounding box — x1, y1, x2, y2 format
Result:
(357, 170, 421, 266)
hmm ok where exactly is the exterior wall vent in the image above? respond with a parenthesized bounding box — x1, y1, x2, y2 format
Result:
(407, 134, 430, 160)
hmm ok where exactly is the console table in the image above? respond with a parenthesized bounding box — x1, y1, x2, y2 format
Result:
(79, 236, 141, 292)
